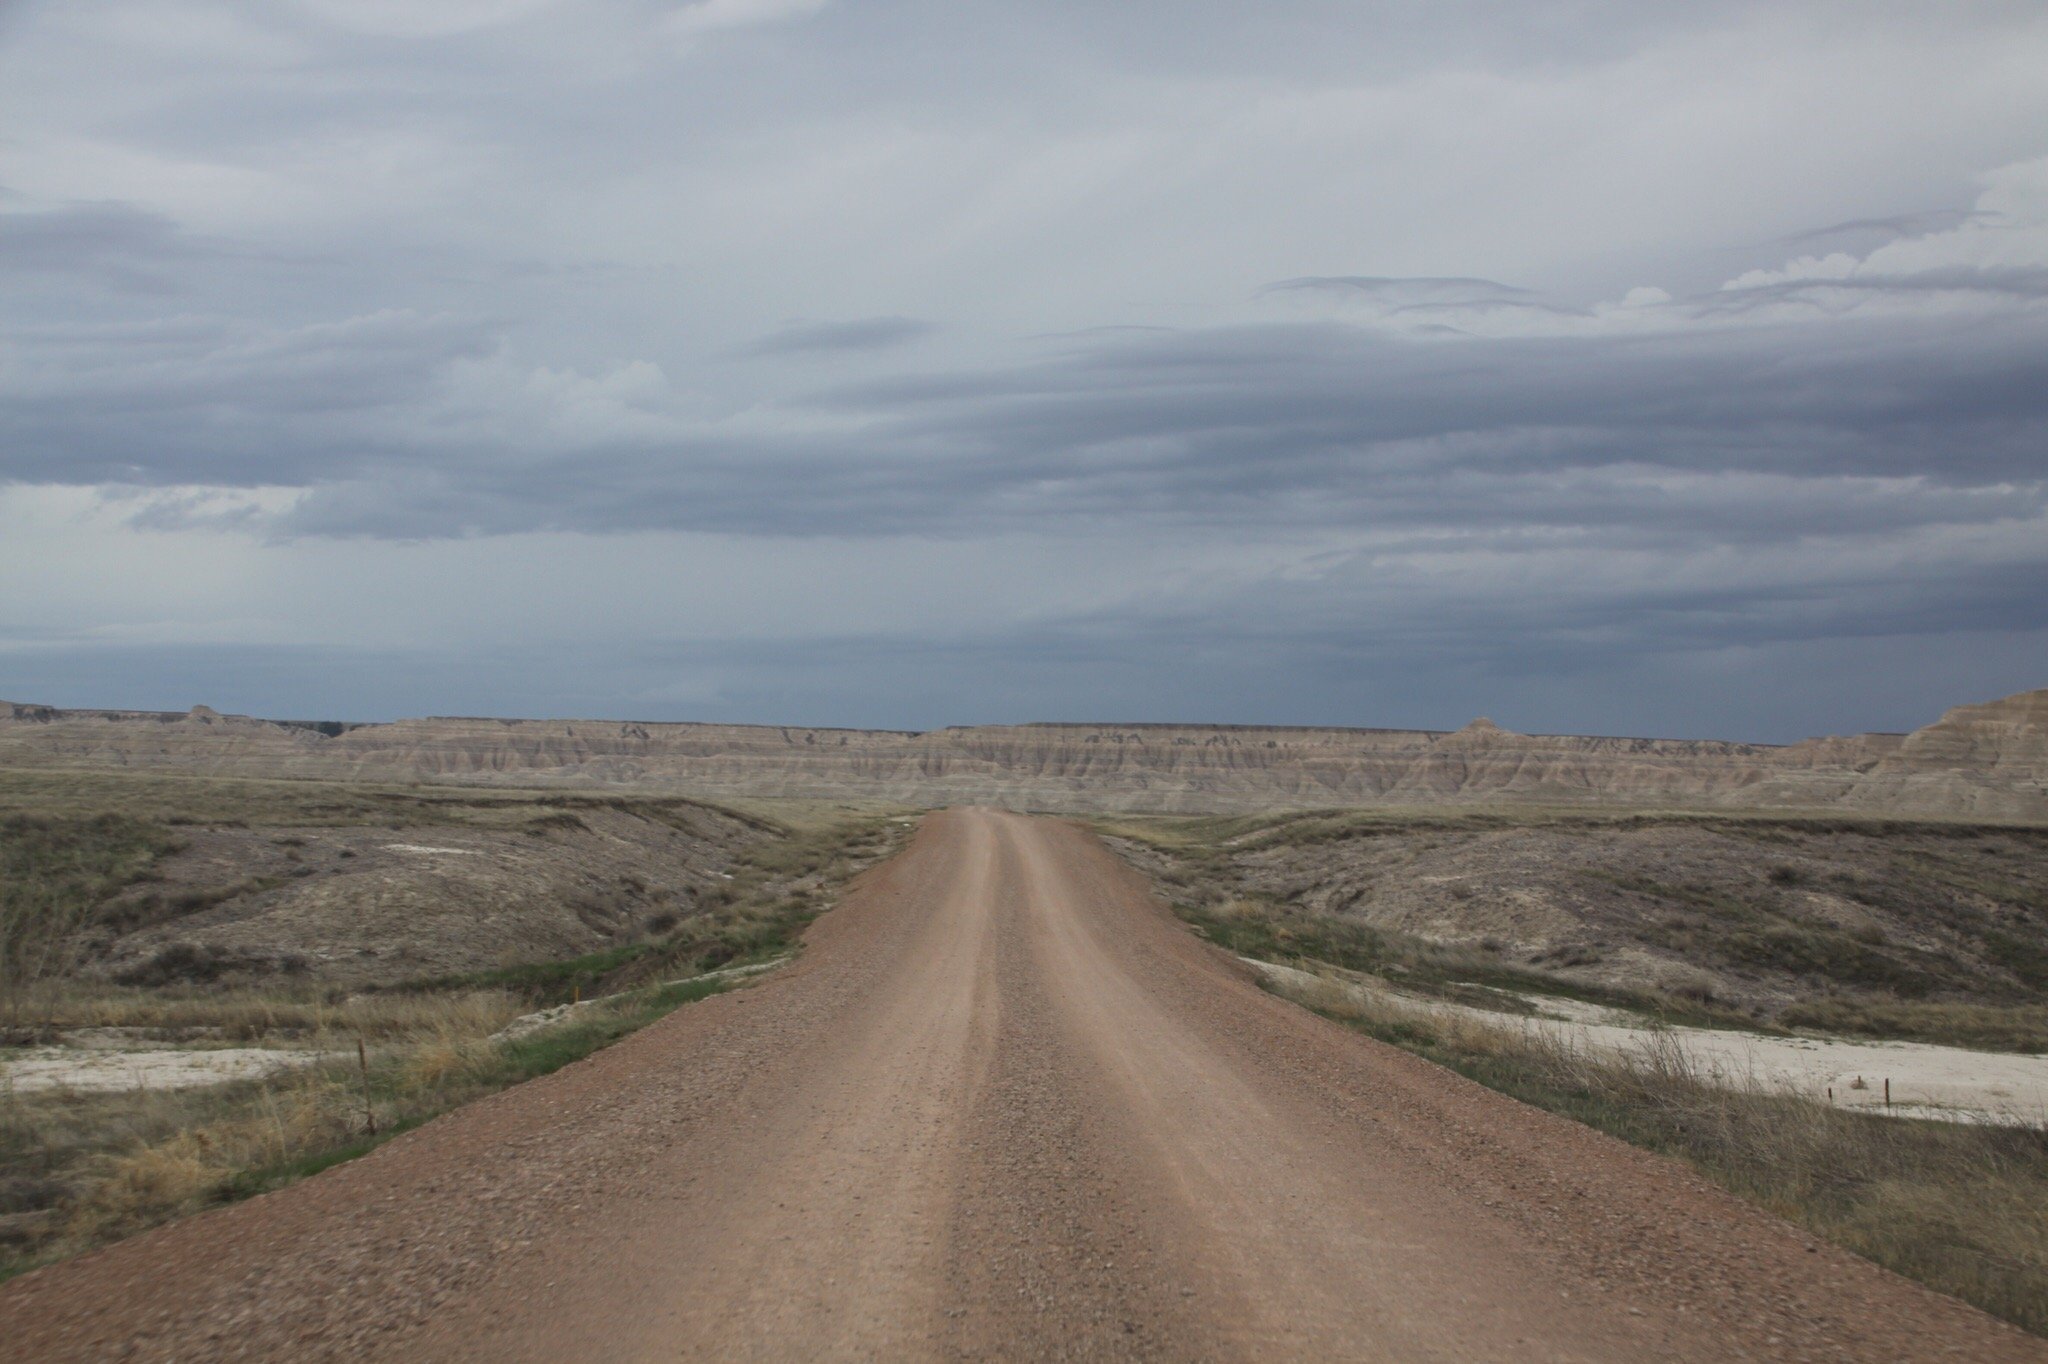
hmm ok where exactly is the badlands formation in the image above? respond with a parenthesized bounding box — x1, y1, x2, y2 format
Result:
(3, 688, 2044, 818)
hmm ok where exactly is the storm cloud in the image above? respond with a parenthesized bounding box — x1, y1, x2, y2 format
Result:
(1, 1, 2044, 737)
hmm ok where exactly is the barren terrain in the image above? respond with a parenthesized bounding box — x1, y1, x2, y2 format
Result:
(1104, 810, 2048, 1047)
(5, 684, 2045, 817)
(0, 768, 782, 991)
(90, 802, 764, 988)
(2, 809, 2039, 1361)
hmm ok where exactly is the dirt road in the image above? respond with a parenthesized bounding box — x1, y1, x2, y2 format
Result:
(3, 809, 2040, 1360)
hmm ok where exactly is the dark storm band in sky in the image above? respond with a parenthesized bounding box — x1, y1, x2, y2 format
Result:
(1, 1, 2044, 739)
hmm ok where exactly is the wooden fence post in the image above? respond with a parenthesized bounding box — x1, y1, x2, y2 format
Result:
(358, 1036, 377, 1137)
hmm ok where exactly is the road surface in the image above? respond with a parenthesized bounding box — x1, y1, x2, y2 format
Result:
(2, 808, 2040, 1360)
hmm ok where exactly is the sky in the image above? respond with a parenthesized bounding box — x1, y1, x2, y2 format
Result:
(2, 0, 2046, 741)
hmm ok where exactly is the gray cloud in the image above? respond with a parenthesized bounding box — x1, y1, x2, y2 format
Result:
(1773, 209, 1996, 250)
(1261, 275, 1538, 304)
(0, 311, 496, 487)
(741, 316, 935, 355)
(10, 296, 2041, 555)
(2, 0, 2046, 737)
(0, 199, 204, 294)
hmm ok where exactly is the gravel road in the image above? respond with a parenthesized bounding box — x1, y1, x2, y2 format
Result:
(2, 808, 2040, 1360)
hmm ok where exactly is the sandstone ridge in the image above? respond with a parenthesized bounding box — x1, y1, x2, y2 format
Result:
(1, 690, 2043, 817)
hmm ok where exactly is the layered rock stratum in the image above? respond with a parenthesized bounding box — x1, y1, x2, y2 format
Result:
(3, 689, 2044, 817)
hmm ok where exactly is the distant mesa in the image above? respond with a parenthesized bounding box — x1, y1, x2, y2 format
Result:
(1435, 716, 1514, 749)
(0, 688, 2042, 819)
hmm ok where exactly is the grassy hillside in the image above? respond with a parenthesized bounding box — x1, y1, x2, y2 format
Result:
(0, 767, 909, 1280)
(1096, 807, 2048, 1050)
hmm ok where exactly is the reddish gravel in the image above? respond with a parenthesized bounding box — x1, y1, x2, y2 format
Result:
(2, 808, 2041, 1361)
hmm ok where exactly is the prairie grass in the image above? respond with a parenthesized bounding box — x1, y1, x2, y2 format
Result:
(385, 809, 904, 1006)
(1780, 996, 2048, 1055)
(0, 767, 489, 829)
(34, 985, 523, 1042)
(0, 769, 761, 1026)
(1100, 805, 2048, 854)
(1115, 805, 2048, 1327)
(0, 804, 906, 1281)
(0, 979, 741, 1281)
(1276, 970, 2048, 1336)
(1101, 808, 2048, 1051)
(1177, 895, 1767, 1031)
(0, 765, 773, 840)
(2, 813, 184, 1029)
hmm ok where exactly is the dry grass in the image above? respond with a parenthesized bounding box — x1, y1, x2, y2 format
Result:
(1781, 996, 2048, 1055)
(0, 767, 487, 829)
(1, 800, 908, 1281)
(1099, 805, 2047, 854)
(51, 1068, 362, 1249)
(42, 985, 522, 1043)
(1101, 808, 2048, 1051)
(1167, 891, 1763, 1030)
(0, 768, 770, 1019)
(1275, 970, 2048, 1335)
(1, 812, 184, 1030)
(1, 989, 519, 1269)
(1116, 806, 2048, 1328)
(1, 977, 724, 1277)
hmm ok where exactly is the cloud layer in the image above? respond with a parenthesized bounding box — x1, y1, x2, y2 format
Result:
(1, 1, 2045, 736)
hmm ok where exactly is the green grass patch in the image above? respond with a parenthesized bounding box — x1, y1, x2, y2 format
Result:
(1781, 997, 2048, 1054)
(393, 942, 657, 1005)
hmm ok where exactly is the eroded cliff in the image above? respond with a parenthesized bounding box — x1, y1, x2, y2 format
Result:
(3, 690, 2043, 817)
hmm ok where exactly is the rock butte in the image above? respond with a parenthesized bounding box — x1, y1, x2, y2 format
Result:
(2, 688, 2044, 818)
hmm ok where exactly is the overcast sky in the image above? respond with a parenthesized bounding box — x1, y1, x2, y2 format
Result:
(3, 1, 2046, 740)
